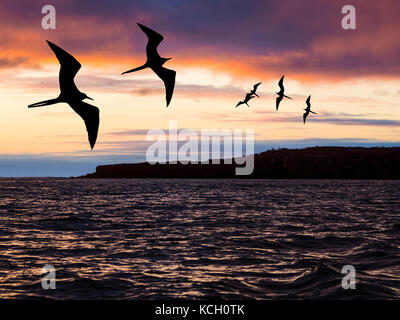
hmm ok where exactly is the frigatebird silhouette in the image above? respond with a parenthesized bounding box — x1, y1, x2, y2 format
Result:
(28, 41, 99, 149)
(303, 95, 317, 124)
(276, 75, 292, 111)
(122, 23, 176, 107)
(249, 82, 262, 97)
(235, 93, 254, 108)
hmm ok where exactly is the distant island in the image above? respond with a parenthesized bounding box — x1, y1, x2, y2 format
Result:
(80, 147, 400, 179)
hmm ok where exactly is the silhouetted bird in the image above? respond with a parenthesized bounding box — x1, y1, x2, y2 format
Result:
(303, 95, 317, 124)
(122, 23, 176, 107)
(249, 82, 261, 97)
(28, 41, 99, 149)
(235, 93, 254, 108)
(276, 75, 292, 111)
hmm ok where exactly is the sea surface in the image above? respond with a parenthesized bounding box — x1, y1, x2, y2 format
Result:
(0, 178, 399, 299)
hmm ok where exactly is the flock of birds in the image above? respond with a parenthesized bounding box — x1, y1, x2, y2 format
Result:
(28, 23, 317, 150)
(235, 76, 317, 124)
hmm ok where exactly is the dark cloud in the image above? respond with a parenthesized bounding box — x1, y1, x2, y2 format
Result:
(0, 56, 29, 69)
(312, 118, 400, 126)
(1, 0, 399, 77)
(218, 111, 400, 127)
(106, 129, 155, 136)
(131, 87, 164, 96)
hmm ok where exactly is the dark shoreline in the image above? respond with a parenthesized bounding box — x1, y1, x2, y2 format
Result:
(80, 146, 400, 180)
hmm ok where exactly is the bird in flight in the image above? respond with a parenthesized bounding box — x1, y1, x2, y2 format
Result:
(122, 23, 176, 107)
(28, 41, 99, 149)
(235, 82, 261, 108)
(249, 82, 262, 97)
(235, 93, 255, 108)
(276, 75, 292, 111)
(303, 95, 317, 124)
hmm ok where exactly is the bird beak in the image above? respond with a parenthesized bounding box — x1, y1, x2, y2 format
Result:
(87, 96, 94, 101)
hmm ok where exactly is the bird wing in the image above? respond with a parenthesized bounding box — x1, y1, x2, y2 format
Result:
(137, 23, 164, 60)
(46, 40, 81, 90)
(151, 65, 176, 107)
(278, 76, 284, 92)
(303, 112, 308, 124)
(68, 100, 100, 149)
(306, 95, 311, 108)
(253, 82, 261, 92)
(235, 101, 243, 108)
(276, 96, 283, 111)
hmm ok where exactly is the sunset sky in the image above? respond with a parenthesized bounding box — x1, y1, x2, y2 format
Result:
(0, 0, 399, 176)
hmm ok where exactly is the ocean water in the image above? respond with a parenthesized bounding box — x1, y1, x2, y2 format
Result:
(0, 178, 399, 299)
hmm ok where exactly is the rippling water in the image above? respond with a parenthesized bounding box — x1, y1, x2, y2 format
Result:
(0, 178, 399, 299)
